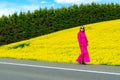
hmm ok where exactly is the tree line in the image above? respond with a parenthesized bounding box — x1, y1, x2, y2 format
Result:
(0, 3, 120, 45)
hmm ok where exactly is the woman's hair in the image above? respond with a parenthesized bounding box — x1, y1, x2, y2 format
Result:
(80, 25, 85, 32)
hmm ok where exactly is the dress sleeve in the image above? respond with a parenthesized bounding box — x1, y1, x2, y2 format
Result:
(77, 32, 80, 42)
(85, 33, 88, 46)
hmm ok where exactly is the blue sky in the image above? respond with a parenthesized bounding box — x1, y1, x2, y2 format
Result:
(0, 0, 120, 17)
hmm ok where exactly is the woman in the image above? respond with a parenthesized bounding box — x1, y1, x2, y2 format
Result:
(76, 26, 90, 65)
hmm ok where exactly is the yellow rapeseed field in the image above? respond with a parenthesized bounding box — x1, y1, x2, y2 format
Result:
(0, 19, 120, 66)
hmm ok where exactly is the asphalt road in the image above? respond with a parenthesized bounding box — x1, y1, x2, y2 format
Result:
(0, 58, 120, 80)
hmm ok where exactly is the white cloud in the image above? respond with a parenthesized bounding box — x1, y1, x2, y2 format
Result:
(21, 5, 39, 11)
(0, 8, 16, 17)
(0, 3, 19, 17)
(41, 1, 48, 4)
(28, 0, 39, 2)
(0, 2, 55, 17)
(28, 0, 48, 4)
(0, 4, 36, 17)
(55, 0, 101, 4)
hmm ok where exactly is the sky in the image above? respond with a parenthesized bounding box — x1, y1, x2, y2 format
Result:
(0, 0, 120, 17)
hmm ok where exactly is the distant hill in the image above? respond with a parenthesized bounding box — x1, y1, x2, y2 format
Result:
(0, 3, 120, 45)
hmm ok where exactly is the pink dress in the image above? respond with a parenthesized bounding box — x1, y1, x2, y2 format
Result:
(76, 31, 90, 63)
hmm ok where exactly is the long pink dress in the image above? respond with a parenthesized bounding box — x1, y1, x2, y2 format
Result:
(76, 31, 90, 63)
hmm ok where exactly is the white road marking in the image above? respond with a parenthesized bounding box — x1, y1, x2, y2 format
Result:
(0, 61, 120, 76)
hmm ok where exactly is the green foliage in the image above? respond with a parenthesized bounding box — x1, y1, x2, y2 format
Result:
(9, 43, 30, 49)
(0, 3, 120, 45)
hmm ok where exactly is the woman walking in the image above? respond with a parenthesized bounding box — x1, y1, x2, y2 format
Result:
(76, 26, 90, 65)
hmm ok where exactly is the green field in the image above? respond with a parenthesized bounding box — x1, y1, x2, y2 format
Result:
(0, 19, 120, 66)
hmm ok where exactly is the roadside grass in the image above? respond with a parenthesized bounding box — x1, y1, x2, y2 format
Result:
(0, 19, 120, 66)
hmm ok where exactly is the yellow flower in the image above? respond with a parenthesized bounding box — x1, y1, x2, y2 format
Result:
(0, 19, 120, 66)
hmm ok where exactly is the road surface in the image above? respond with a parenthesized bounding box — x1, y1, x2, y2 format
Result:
(0, 58, 120, 80)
